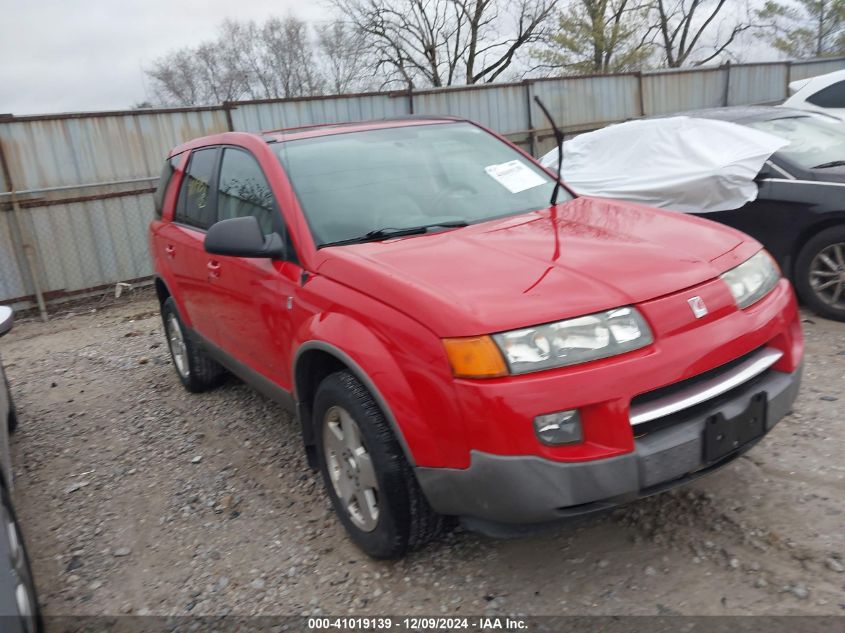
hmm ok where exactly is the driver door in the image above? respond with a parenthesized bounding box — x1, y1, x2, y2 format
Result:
(205, 147, 302, 390)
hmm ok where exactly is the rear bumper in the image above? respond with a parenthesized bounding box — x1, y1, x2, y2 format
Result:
(415, 364, 801, 525)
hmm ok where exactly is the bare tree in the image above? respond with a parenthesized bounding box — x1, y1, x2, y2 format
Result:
(146, 16, 325, 105)
(330, 0, 558, 88)
(224, 20, 276, 100)
(147, 49, 211, 106)
(261, 16, 325, 97)
(147, 24, 251, 106)
(145, 4, 563, 103)
(461, 0, 559, 83)
(649, 0, 752, 67)
(194, 40, 251, 103)
(533, 0, 654, 74)
(317, 20, 375, 93)
(756, 0, 845, 59)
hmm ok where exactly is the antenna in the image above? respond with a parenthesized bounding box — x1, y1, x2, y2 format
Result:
(533, 96, 564, 206)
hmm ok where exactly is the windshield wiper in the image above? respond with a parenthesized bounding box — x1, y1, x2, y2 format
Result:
(811, 160, 845, 169)
(322, 221, 468, 247)
(533, 96, 564, 206)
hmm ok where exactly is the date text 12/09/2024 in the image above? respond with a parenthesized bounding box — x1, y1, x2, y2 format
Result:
(308, 617, 528, 630)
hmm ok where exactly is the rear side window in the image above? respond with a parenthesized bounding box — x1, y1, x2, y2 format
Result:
(175, 148, 218, 229)
(153, 155, 181, 218)
(806, 81, 845, 108)
(217, 148, 276, 234)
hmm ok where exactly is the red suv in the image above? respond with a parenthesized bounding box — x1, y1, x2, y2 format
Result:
(149, 118, 804, 558)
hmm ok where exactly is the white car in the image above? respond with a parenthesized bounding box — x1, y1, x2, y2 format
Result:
(783, 69, 845, 121)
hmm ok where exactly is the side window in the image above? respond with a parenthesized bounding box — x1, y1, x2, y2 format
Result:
(153, 155, 181, 218)
(217, 148, 277, 235)
(806, 81, 845, 108)
(175, 148, 218, 230)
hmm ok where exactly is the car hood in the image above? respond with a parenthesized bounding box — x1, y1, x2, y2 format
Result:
(315, 197, 757, 337)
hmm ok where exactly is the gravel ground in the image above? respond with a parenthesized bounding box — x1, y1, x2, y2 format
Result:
(2, 290, 844, 616)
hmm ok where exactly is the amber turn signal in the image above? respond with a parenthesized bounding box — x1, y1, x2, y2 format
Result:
(442, 336, 508, 378)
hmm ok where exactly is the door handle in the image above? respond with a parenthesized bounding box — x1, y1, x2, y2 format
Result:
(165, 244, 176, 258)
(207, 260, 221, 279)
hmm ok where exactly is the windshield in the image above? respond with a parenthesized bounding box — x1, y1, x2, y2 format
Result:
(274, 122, 564, 246)
(747, 115, 845, 170)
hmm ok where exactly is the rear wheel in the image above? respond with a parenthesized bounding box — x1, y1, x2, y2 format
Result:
(795, 226, 845, 322)
(314, 371, 445, 559)
(161, 298, 225, 392)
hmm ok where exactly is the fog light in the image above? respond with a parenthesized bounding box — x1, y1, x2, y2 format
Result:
(533, 410, 582, 445)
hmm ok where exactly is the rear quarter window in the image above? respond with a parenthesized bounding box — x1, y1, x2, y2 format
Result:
(806, 81, 845, 108)
(153, 155, 182, 218)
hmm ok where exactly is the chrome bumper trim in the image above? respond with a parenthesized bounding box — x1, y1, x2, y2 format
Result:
(630, 347, 784, 426)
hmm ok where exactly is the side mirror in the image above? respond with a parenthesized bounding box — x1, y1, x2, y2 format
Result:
(0, 306, 13, 338)
(204, 216, 285, 259)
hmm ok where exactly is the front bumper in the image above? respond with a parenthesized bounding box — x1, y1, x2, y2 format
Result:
(416, 364, 801, 525)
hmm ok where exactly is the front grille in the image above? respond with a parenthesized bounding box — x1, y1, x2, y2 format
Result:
(630, 346, 770, 437)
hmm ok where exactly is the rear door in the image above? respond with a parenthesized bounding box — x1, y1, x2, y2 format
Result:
(156, 146, 221, 340)
(205, 146, 301, 388)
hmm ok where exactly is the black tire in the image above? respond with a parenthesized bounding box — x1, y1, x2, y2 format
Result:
(161, 297, 225, 392)
(313, 371, 445, 559)
(794, 225, 845, 322)
(7, 400, 17, 434)
(3, 373, 16, 433)
(1, 485, 42, 633)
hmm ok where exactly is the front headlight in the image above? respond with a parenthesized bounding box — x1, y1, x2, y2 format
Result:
(491, 307, 653, 375)
(720, 250, 780, 309)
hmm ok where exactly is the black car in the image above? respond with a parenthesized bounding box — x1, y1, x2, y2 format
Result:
(678, 106, 845, 321)
(0, 307, 40, 633)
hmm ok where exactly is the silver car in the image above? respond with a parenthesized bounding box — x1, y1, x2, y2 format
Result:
(0, 307, 40, 633)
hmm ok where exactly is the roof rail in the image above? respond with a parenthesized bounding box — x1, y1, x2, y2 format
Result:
(261, 114, 468, 135)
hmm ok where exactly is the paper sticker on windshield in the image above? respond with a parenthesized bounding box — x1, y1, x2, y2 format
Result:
(484, 160, 547, 194)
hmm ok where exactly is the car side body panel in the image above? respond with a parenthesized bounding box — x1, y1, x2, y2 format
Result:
(290, 274, 468, 468)
(699, 178, 845, 277)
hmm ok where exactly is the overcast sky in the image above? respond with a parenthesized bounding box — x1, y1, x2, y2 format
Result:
(0, 0, 329, 115)
(0, 0, 781, 117)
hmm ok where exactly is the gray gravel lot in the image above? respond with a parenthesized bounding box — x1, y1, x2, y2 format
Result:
(2, 290, 844, 616)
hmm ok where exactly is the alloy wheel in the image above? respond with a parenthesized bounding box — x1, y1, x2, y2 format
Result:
(166, 314, 189, 378)
(809, 242, 845, 308)
(322, 405, 379, 532)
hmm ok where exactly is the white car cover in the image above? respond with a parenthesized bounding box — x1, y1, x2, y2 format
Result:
(540, 116, 789, 214)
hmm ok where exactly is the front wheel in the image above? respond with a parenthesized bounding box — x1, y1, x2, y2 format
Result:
(794, 225, 845, 322)
(313, 371, 445, 559)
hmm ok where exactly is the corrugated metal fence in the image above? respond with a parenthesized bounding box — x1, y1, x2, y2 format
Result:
(2, 57, 844, 314)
